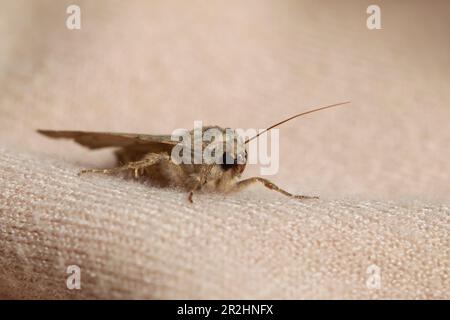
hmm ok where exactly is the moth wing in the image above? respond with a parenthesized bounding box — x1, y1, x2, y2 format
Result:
(37, 130, 177, 151)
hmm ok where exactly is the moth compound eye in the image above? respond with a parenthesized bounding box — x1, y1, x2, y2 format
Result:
(221, 153, 236, 170)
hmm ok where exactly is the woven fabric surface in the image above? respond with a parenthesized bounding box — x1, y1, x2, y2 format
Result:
(1, 149, 449, 299)
(0, 0, 449, 299)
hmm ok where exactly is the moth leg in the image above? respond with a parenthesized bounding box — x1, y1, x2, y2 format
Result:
(235, 177, 319, 200)
(187, 182, 201, 203)
(79, 153, 167, 176)
(186, 165, 212, 203)
(188, 191, 194, 203)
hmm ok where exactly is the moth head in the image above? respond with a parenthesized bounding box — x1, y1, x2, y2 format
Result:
(221, 149, 247, 175)
(218, 128, 247, 175)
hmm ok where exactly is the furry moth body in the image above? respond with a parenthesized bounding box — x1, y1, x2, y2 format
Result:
(38, 101, 349, 202)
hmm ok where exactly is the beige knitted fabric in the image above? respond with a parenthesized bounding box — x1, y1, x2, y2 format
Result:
(1, 0, 449, 299)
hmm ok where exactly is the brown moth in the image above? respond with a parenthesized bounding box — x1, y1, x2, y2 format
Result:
(38, 101, 349, 202)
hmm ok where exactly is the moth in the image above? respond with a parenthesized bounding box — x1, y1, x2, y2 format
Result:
(38, 101, 349, 202)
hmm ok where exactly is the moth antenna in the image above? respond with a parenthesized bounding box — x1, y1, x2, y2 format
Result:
(244, 101, 351, 144)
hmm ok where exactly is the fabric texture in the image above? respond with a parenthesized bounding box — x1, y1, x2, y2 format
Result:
(0, 0, 449, 299)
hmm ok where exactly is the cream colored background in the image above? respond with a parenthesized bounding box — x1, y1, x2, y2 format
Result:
(0, 0, 449, 299)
